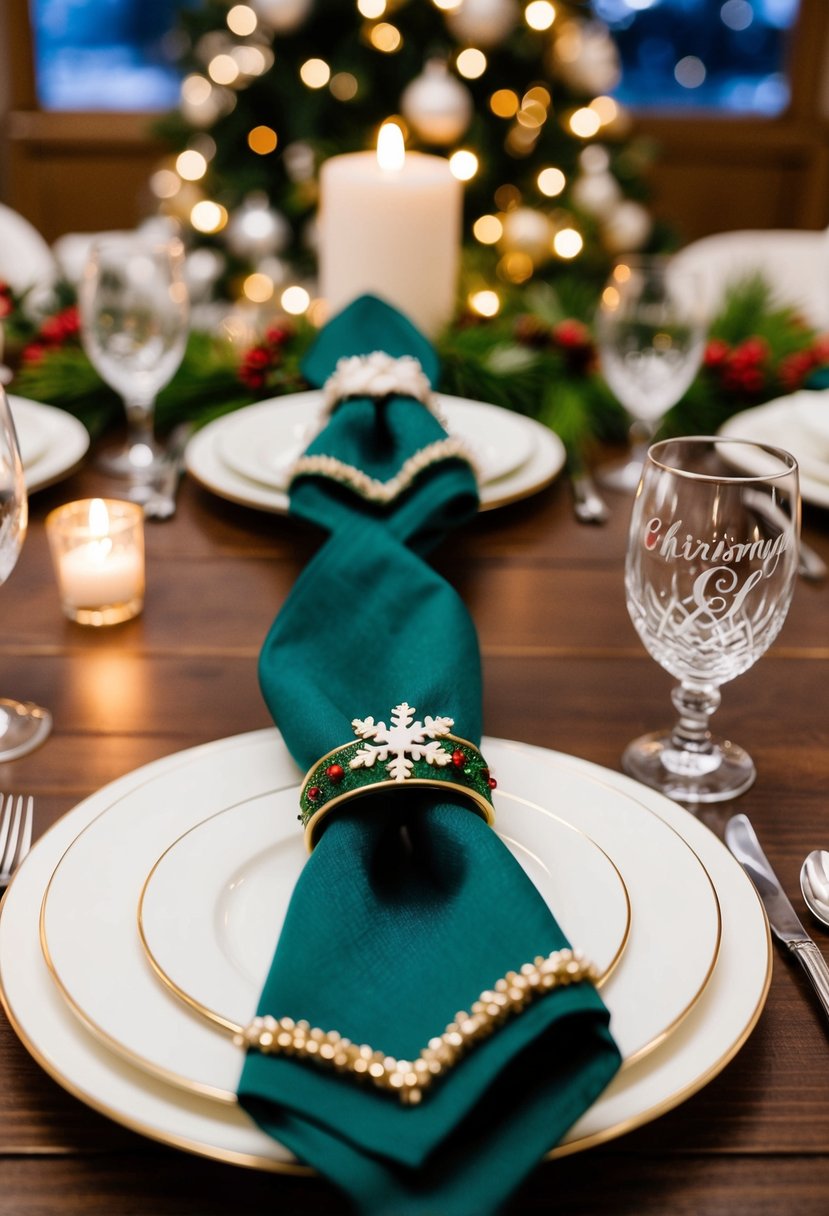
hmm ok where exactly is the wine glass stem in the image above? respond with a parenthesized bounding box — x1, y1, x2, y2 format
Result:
(124, 396, 156, 450)
(669, 683, 721, 756)
(628, 418, 656, 466)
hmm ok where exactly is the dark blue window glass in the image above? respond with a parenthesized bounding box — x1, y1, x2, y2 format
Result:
(595, 0, 801, 115)
(31, 0, 182, 110)
(30, 0, 801, 116)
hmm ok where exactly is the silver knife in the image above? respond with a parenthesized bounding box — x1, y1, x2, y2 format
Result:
(725, 813, 829, 1021)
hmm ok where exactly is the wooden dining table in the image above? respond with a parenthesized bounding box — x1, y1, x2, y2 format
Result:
(0, 436, 827, 1216)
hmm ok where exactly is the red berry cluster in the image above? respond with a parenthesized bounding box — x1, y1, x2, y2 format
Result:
(0, 282, 13, 320)
(21, 305, 80, 365)
(238, 324, 293, 391)
(513, 314, 596, 373)
(704, 333, 829, 397)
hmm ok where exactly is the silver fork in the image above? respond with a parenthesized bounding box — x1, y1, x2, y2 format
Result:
(0, 795, 33, 889)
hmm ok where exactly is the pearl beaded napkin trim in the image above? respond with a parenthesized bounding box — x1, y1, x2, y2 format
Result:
(287, 436, 477, 505)
(235, 948, 598, 1105)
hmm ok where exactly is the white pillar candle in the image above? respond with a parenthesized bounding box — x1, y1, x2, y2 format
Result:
(318, 123, 462, 337)
(46, 498, 145, 626)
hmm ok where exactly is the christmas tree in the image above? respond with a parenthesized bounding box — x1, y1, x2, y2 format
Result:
(152, 0, 655, 319)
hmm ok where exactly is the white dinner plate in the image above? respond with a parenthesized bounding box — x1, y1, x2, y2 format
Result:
(138, 789, 632, 1034)
(41, 734, 717, 1098)
(0, 732, 768, 1171)
(719, 392, 829, 508)
(186, 402, 565, 514)
(217, 393, 534, 490)
(8, 394, 90, 493)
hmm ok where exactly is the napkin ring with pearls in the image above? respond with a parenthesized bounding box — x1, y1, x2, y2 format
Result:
(299, 700, 496, 851)
(320, 351, 439, 417)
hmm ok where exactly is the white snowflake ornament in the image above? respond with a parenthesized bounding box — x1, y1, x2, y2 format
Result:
(350, 702, 455, 783)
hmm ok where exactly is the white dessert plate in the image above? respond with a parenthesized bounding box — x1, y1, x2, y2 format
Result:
(217, 393, 534, 490)
(0, 731, 767, 1172)
(137, 789, 631, 1034)
(186, 405, 565, 514)
(8, 394, 90, 492)
(719, 392, 829, 508)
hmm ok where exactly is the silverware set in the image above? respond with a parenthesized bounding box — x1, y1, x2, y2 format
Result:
(726, 814, 829, 1024)
(0, 795, 33, 890)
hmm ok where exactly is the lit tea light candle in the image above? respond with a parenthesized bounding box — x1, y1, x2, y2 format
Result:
(46, 498, 145, 626)
(318, 122, 462, 336)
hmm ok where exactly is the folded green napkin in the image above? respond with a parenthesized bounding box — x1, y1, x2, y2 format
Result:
(238, 296, 621, 1214)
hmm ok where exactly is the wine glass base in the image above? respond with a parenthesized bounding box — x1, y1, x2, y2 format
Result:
(622, 730, 756, 804)
(96, 440, 166, 485)
(597, 456, 644, 493)
(0, 698, 52, 762)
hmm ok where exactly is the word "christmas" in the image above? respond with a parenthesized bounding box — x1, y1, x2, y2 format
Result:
(644, 517, 790, 567)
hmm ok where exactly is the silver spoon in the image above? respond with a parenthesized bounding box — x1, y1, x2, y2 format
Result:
(800, 850, 829, 926)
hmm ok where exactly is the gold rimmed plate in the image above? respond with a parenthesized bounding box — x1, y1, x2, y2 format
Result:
(136, 788, 631, 1040)
(0, 731, 766, 1172)
(40, 777, 635, 1102)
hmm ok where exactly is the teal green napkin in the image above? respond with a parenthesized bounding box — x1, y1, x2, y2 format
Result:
(238, 296, 621, 1214)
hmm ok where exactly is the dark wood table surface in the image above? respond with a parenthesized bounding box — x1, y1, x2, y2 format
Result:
(0, 443, 827, 1216)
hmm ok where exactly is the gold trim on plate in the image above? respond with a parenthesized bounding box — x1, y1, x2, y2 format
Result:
(0, 733, 771, 1176)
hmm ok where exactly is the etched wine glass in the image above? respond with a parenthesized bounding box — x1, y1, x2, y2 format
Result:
(624, 436, 799, 803)
(0, 388, 51, 759)
(597, 255, 707, 491)
(79, 235, 189, 489)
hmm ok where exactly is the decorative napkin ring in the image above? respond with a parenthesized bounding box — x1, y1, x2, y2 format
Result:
(321, 351, 439, 417)
(300, 701, 496, 851)
(235, 948, 598, 1105)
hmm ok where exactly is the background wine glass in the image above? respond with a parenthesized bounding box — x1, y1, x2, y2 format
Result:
(596, 255, 707, 492)
(624, 436, 799, 803)
(79, 235, 189, 489)
(0, 388, 51, 760)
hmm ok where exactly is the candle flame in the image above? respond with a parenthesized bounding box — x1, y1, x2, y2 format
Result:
(376, 122, 405, 172)
(89, 498, 109, 538)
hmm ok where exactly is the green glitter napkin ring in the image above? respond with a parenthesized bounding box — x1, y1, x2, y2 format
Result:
(299, 701, 496, 851)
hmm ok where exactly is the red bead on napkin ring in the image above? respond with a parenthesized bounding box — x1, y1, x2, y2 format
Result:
(299, 701, 496, 851)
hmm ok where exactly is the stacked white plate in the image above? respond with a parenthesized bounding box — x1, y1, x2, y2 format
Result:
(719, 389, 829, 509)
(9, 394, 90, 493)
(0, 730, 770, 1171)
(185, 393, 567, 514)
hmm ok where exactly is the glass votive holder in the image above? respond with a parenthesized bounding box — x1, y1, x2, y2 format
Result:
(46, 498, 145, 626)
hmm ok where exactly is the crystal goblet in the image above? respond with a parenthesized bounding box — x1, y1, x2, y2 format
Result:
(0, 388, 51, 759)
(597, 255, 707, 492)
(624, 436, 799, 803)
(79, 235, 189, 490)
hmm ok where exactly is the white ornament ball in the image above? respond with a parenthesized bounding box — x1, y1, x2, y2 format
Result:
(571, 171, 621, 220)
(184, 247, 225, 303)
(500, 208, 552, 262)
(225, 196, 291, 259)
(554, 21, 621, 96)
(252, 0, 312, 32)
(401, 61, 473, 146)
(602, 201, 653, 254)
(446, 0, 519, 49)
